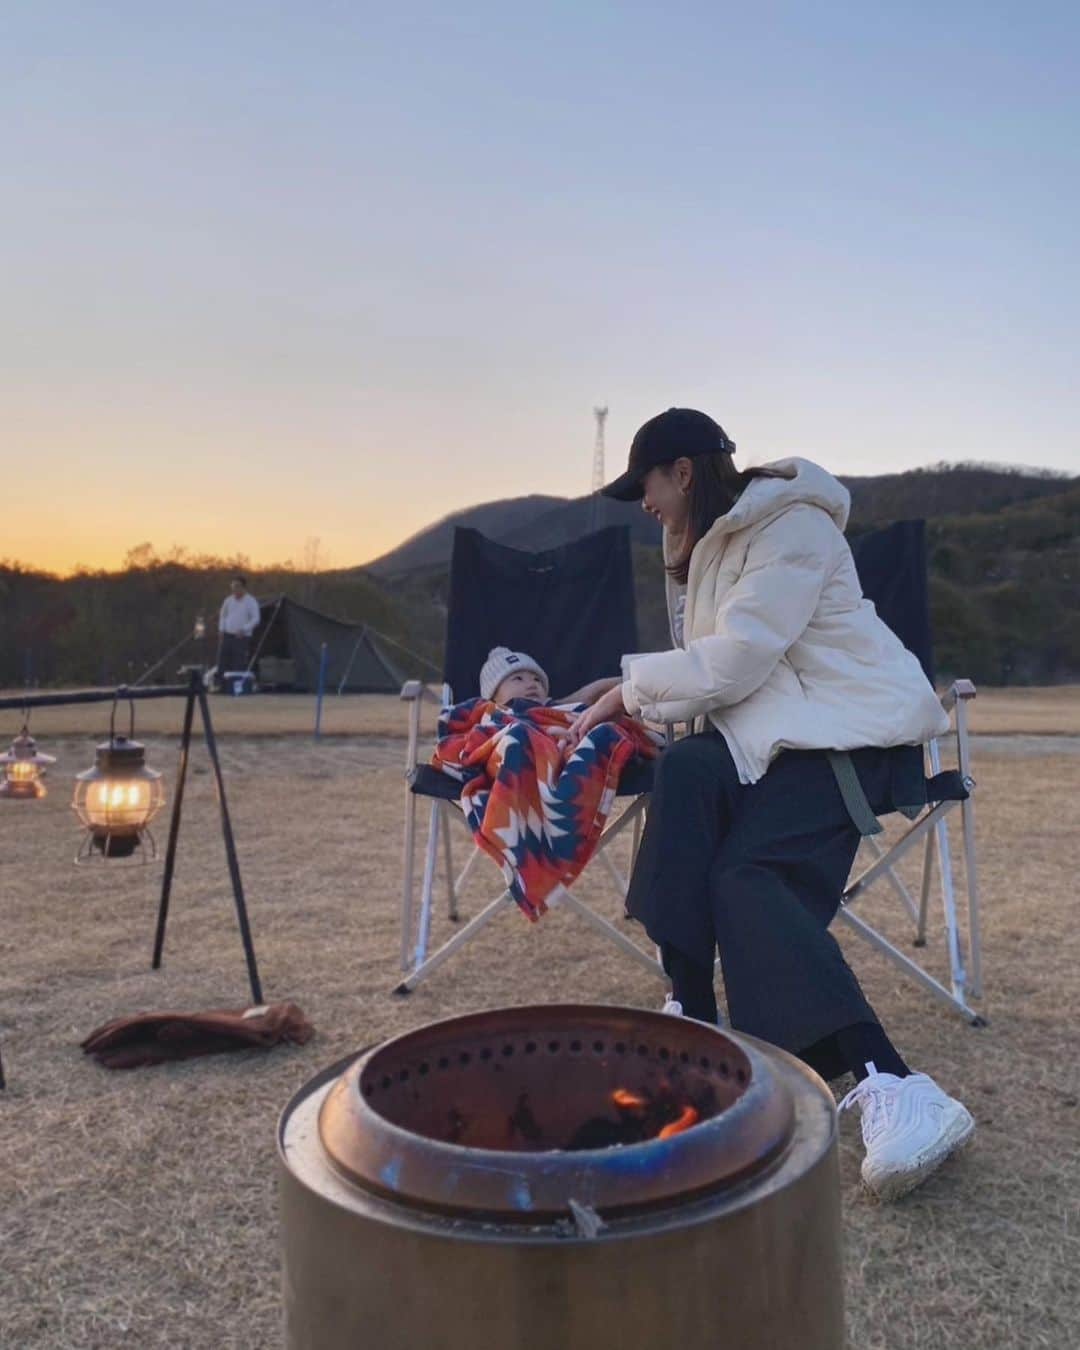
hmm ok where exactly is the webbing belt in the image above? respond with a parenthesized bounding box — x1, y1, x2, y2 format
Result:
(826, 750, 925, 838)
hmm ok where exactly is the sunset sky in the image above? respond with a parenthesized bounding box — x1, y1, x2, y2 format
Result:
(5, 3, 1078, 575)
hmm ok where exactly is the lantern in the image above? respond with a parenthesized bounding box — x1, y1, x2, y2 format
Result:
(194, 612, 207, 640)
(73, 717, 165, 860)
(0, 727, 56, 800)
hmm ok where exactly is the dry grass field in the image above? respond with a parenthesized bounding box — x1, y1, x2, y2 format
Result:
(1, 688, 1078, 1347)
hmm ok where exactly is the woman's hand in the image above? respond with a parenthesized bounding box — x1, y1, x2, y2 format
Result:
(558, 675, 621, 706)
(564, 684, 628, 753)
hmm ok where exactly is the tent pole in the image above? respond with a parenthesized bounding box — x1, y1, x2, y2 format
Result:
(337, 628, 364, 695)
(245, 594, 283, 674)
(314, 643, 328, 739)
(365, 625, 442, 680)
(133, 631, 196, 688)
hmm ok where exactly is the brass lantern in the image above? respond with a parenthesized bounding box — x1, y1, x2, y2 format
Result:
(73, 722, 165, 860)
(0, 726, 56, 800)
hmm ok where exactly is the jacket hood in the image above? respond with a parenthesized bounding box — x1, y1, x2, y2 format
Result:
(716, 457, 849, 535)
(661, 458, 850, 569)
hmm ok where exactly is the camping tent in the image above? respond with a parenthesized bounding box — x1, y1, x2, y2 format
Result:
(250, 596, 405, 693)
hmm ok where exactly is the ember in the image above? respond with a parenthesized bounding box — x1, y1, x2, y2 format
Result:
(658, 1105, 699, 1139)
(565, 1083, 707, 1150)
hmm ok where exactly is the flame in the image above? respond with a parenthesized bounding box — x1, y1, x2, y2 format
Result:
(611, 1087, 647, 1110)
(657, 1106, 699, 1139)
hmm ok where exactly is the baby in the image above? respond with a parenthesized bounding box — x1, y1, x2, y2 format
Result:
(479, 647, 619, 710)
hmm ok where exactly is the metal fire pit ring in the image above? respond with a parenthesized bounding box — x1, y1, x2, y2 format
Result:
(317, 1004, 795, 1221)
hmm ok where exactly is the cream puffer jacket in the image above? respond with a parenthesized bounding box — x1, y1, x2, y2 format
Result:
(620, 457, 949, 785)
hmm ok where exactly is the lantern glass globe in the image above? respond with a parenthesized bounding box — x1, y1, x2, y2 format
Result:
(72, 736, 165, 858)
(0, 730, 55, 800)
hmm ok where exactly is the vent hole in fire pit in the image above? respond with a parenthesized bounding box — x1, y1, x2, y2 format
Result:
(548, 1040, 560, 1054)
(480, 1048, 492, 1061)
(570, 1040, 582, 1053)
(593, 1041, 605, 1054)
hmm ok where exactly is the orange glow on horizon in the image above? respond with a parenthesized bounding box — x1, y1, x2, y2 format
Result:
(0, 519, 420, 579)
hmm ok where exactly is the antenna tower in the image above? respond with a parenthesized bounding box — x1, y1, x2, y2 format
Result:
(591, 405, 608, 493)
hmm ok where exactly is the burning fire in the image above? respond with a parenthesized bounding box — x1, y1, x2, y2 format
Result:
(610, 1087, 699, 1141)
(658, 1105, 699, 1139)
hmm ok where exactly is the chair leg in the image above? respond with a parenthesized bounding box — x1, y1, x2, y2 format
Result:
(961, 791, 982, 998)
(864, 834, 920, 924)
(395, 892, 514, 994)
(452, 843, 482, 907)
(394, 877, 667, 996)
(937, 815, 969, 1003)
(631, 808, 643, 869)
(915, 828, 935, 947)
(400, 789, 418, 972)
(954, 693, 983, 998)
(928, 740, 967, 1004)
(593, 799, 645, 910)
(838, 904, 984, 1025)
(551, 887, 665, 978)
(596, 847, 629, 899)
(413, 801, 441, 970)
(440, 802, 458, 921)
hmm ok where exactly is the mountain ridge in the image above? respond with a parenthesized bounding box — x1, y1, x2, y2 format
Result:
(362, 462, 1076, 578)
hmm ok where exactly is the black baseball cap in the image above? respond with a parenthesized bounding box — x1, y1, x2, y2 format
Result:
(601, 408, 736, 501)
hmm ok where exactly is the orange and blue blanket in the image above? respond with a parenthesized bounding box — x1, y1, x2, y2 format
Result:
(432, 698, 661, 922)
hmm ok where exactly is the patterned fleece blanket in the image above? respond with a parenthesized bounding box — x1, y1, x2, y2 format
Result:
(432, 698, 661, 921)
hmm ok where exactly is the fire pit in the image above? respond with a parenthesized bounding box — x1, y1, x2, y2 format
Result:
(279, 1005, 843, 1349)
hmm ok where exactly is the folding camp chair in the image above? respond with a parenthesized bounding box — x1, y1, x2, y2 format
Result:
(840, 520, 984, 1025)
(396, 525, 664, 994)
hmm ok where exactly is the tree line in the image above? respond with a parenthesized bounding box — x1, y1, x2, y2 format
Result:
(0, 544, 437, 688)
(4, 473, 1080, 690)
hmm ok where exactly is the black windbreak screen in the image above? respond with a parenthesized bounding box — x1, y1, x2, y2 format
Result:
(850, 519, 935, 685)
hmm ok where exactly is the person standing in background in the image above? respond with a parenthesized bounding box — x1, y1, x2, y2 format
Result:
(217, 575, 260, 681)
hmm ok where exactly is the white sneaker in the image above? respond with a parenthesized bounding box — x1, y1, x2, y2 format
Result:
(839, 1062, 974, 1201)
(661, 995, 684, 1016)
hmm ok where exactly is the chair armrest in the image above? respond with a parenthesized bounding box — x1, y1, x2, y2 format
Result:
(941, 679, 977, 712)
(400, 680, 425, 701)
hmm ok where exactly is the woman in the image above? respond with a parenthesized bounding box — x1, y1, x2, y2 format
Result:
(567, 407, 973, 1201)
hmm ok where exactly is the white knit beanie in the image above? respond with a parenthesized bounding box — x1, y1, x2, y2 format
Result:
(479, 647, 549, 701)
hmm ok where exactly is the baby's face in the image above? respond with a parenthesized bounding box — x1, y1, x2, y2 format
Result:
(493, 669, 547, 704)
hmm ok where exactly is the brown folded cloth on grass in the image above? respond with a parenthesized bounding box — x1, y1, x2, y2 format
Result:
(81, 1002, 314, 1070)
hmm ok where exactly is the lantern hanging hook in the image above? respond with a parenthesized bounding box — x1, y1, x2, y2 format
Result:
(109, 687, 136, 743)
